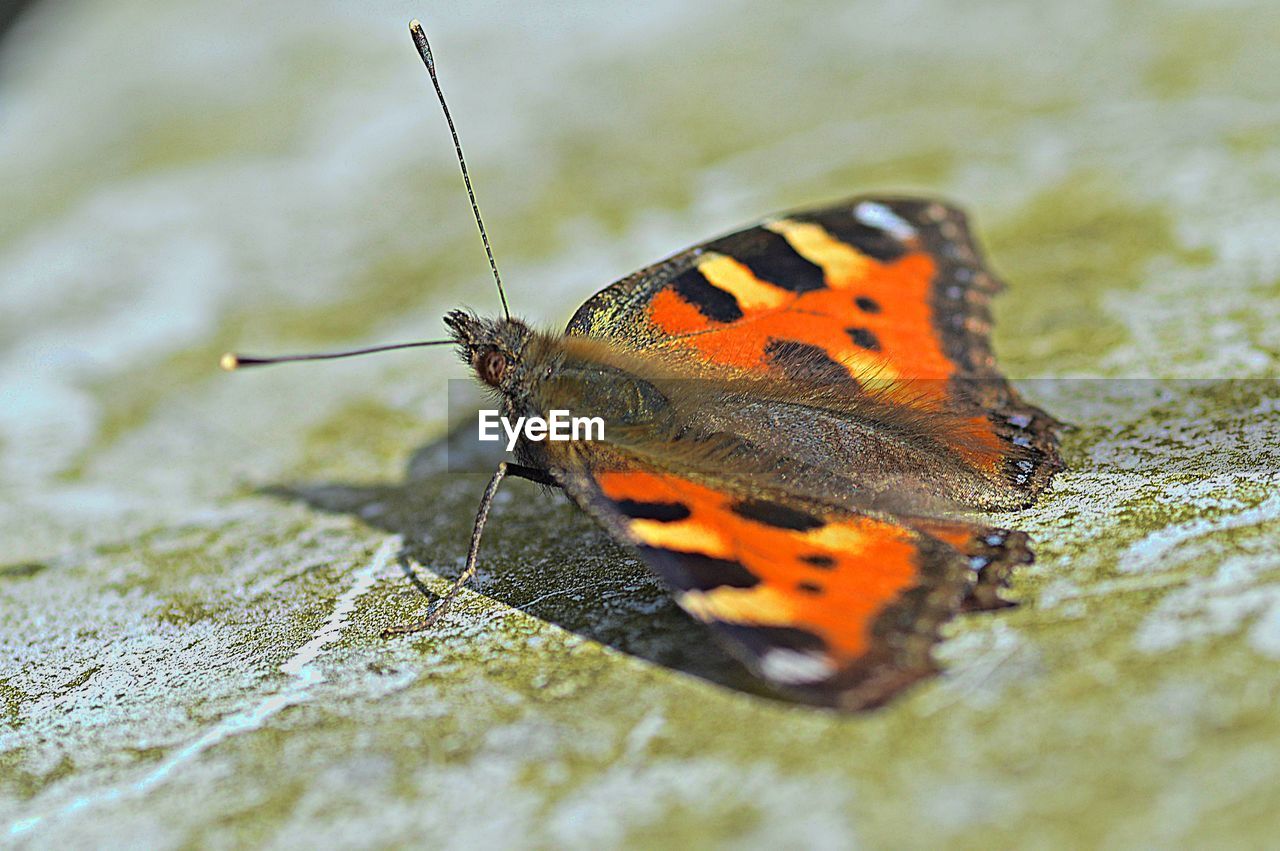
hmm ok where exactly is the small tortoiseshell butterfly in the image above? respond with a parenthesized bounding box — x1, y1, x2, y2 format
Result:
(225, 21, 1063, 710)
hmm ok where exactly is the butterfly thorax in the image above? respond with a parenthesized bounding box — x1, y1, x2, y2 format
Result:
(446, 310, 676, 461)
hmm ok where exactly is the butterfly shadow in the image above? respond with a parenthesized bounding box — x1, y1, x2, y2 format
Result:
(264, 413, 779, 703)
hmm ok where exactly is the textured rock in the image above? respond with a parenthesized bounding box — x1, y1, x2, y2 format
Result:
(2, 0, 1279, 847)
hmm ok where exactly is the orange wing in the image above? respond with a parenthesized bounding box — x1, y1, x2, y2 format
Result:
(553, 463, 1029, 709)
(566, 196, 1061, 509)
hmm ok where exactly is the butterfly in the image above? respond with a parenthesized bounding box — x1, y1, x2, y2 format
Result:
(224, 21, 1063, 711)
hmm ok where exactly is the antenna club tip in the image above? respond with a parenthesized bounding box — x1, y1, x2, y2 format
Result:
(219, 353, 240, 372)
(408, 18, 433, 63)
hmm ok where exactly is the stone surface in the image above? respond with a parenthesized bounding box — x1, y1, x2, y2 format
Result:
(2, 0, 1279, 847)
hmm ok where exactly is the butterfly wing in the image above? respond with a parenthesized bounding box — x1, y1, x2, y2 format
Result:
(551, 461, 1029, 709)
(566, 196, 1062, 509)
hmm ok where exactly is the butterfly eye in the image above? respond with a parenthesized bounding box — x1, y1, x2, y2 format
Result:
(478, 349, 508, 385)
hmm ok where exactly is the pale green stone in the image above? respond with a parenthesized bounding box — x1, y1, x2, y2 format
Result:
(2, 1, 1279, 848)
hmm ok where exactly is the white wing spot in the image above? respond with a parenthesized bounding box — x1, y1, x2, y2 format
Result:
(854, 201, 917, 240)
(759, 648, 836, 685)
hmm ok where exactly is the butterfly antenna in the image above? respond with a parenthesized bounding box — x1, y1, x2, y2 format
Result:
(220, 339, 452, 371)
(409, 19, 511, 321)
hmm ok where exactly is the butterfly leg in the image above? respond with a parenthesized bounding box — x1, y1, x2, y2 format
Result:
(381, 462, 556, 637)
(505, 462, 559, 487)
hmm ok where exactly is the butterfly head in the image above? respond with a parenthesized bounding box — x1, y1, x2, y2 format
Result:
(444, 309, 535, 390)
